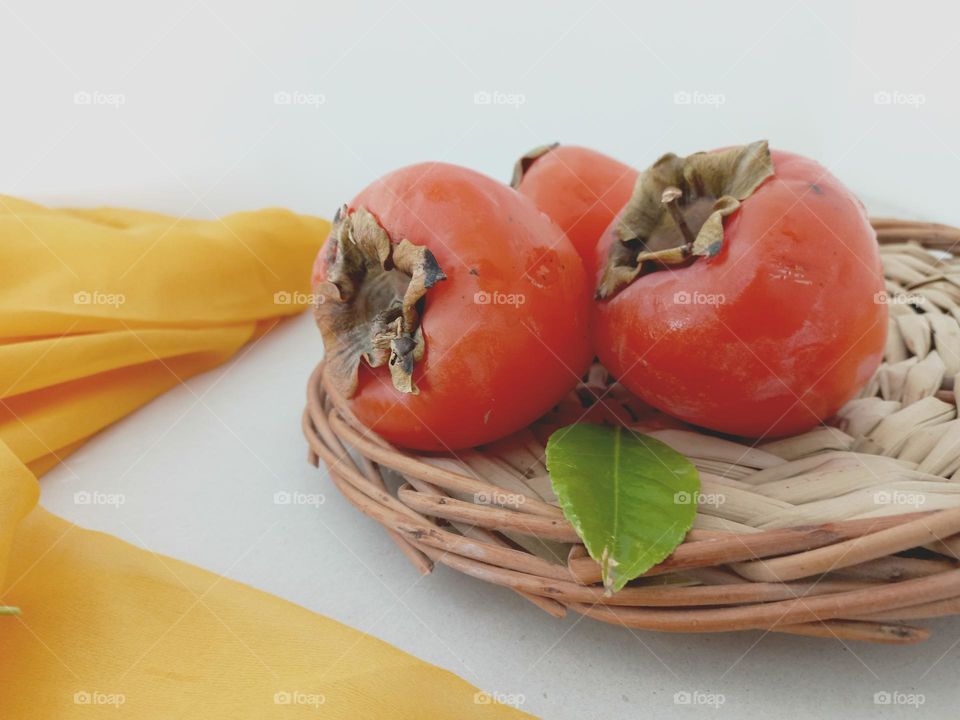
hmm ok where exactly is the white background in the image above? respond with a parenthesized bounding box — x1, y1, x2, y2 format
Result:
(6, 0, 960, 717)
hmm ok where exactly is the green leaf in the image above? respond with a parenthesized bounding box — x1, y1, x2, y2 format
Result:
(546, 424, 700, 594)
(0, 606, 20, 616)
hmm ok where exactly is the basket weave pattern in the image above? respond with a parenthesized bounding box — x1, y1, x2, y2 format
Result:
(303, 219, 960, 644)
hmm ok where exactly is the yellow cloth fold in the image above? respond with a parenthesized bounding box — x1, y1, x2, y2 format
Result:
(0, 198, 528, 718)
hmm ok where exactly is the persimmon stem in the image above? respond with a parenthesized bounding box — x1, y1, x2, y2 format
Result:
(597, 141, 773, 299)
(314, 207, 446, 398)
(661, 186, 695, 248)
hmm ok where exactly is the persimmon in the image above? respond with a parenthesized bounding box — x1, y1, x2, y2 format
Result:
(512, 144, 638, 275)
(593, 141, 887, 438)
(313, 162, 592, 451)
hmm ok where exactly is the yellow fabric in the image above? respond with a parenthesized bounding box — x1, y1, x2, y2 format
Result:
(0, 198, 528, 718)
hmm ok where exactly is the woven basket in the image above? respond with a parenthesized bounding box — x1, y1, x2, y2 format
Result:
(303, 218, 960, 645)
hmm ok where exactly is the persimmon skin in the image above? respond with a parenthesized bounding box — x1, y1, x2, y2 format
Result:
(316, 163, 593, 451)
(593, 150, 887, 439)
(515, 145, 638, 276)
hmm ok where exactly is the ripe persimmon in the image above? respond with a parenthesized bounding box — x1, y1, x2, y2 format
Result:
(314, 162, 592, 450)
(512, 144, 638, 276)
(593, 141, 887, 438)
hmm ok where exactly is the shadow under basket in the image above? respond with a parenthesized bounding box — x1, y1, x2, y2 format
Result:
(303, 218, 960, 645)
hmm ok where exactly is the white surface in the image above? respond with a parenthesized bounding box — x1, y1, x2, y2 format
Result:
(6, 0, 960, 717)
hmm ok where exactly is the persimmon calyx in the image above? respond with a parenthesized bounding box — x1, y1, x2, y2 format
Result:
(509, 142, 559, 188)
(314, 206, 446, 398)
(596, 140, 774, 299)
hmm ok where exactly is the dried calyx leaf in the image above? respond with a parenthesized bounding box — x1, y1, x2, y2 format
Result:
(315, 206, 446, 398)
(596, 140, 774, 299)
(509, 142, 559, 188)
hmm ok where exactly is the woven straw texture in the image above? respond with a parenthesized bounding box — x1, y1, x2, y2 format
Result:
(304, 219, 960, 644)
